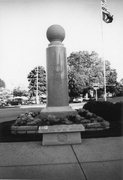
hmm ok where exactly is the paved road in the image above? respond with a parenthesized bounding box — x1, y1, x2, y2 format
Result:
(0, 103, 86, 122)
(0, 106, 42, 122)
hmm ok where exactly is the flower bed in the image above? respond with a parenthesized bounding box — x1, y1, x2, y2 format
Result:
(11, 109, 110, 134)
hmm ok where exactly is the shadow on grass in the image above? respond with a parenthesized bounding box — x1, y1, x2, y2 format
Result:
(0, 120, 123, 142)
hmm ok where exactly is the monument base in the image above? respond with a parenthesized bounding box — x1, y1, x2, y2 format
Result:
(38, 124, 85, 145)
(41, 106, 77, 117)
(42, 132, 82, 145)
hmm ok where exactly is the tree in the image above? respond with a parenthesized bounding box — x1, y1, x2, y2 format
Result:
(110, 79, 123, 97)
(13, 87, 28, 97)
(119, 78, 123, 86)
(67, 51, 118, 98)
(68, 69, 83, 98)
(0, 78, 5, 88)
(105, 61, 117, 86)
(27, 66, 46, 98)
(67, 51, 103, 98)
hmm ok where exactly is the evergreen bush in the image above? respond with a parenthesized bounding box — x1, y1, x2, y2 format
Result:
(83, 101, 123, 123)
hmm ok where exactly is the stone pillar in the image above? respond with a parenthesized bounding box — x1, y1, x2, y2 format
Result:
(41, 24, 75, 114)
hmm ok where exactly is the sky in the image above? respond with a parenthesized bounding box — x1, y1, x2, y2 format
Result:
(0, 0, 123, 90)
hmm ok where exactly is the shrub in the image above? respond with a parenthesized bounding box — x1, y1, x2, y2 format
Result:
(114, 102, 123, 122)
(83, 101, 123, 123)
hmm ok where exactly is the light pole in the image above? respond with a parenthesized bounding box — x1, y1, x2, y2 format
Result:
(36, 66, 39, 104)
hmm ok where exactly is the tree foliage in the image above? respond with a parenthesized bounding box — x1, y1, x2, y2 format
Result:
(27, 52, 119, 99)
(67, 51, 117, 98)
(105, 61, 117, 86)
(27, 66, 46, 98)
(13, 87, 28, 97)
(0, 78, 5, 88)
(119, 78, 123, 86)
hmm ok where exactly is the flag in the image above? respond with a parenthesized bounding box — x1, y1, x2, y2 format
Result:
(101, 0, 113, 23)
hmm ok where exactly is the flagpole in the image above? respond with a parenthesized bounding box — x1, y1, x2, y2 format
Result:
(100, 0, 107, 101)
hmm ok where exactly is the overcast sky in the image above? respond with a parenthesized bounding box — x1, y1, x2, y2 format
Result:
(0, 0, 123, 90)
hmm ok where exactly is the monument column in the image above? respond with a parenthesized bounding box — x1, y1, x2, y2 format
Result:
(41, 24, 75, 113)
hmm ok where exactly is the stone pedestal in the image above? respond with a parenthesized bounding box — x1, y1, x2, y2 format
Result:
(42, 132, 82, 145)
(41, 24, 75, 114)
(38, 124, 85, 145)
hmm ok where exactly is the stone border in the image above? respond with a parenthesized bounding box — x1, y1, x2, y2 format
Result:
(11, 123, 109, 135)
(11, 125, 38, 134)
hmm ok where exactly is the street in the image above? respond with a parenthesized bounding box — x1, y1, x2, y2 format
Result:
(0, 103, 86, 122)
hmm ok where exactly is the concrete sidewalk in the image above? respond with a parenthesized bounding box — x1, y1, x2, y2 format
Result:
(0, 137, 123, 179)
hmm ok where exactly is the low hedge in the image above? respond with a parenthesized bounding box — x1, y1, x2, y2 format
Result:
(83, 101, 123, 123)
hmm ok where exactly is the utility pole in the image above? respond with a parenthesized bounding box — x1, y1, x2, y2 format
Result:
(36, 66, 39, 104)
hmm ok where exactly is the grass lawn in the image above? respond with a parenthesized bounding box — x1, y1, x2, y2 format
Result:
(0, 107, 42, 123)
(107, 96, 123, 103)
(98, 96, 123, 103)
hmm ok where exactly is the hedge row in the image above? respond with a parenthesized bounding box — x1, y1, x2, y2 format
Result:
(83, 101, 123, 123)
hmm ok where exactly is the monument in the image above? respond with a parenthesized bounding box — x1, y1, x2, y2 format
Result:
(40, 24, 85, 145)
(41, 24, 75, 115)
(11, 24, 85, 145)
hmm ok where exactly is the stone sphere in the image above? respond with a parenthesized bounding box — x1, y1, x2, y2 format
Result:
(46, 24, 65, 42)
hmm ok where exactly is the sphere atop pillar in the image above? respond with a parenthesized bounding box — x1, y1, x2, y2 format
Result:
(46, 24, 65, 43)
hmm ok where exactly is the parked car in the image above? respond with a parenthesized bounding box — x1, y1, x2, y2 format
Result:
(6, 97, 28, 106)
(7, 98, 22, 105)
(73, 97, 83, 103)
(0, 100, 6, 107)
(26, 99, 36, 104)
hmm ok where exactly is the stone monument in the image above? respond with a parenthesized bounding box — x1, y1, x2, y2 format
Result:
(41, 24, 75, 115)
